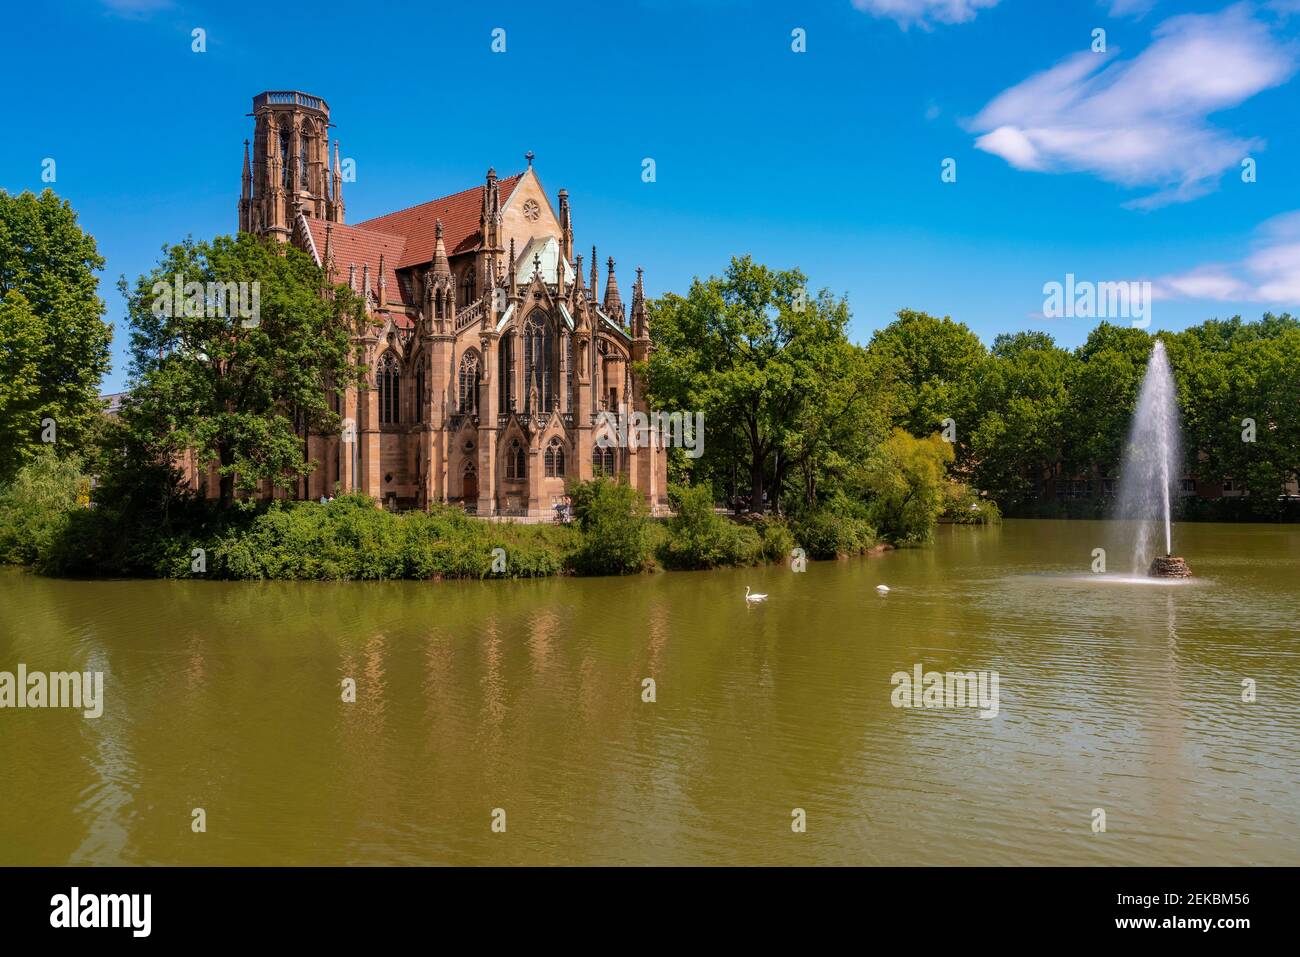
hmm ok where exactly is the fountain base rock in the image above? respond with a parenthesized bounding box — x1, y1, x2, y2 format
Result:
(1148, 555, 1191, 578)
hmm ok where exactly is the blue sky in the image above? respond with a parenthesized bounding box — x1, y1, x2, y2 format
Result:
(2, 0, 1299, 392)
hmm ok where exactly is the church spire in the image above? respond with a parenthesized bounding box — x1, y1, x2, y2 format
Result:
(604, 257, 623, 319)
(480, 167, 502, 295)
(481, 167, 494, 226)
(329, 140, 345, 223)
(590, 246, 598, 303)
(428, 219, 455, 331)
(631, 266, 649, 340)
(558, 188, 572, 263)
(573, 254, 589, 330)
(432, 219, 450, 276)
(508, 236, 518, 299)
(238, 139, 253, 232)
(322, 220, 335, 285)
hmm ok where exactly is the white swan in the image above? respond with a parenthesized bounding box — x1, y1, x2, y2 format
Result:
(745, 586, 768, 603)
(875, 584, 890, 594)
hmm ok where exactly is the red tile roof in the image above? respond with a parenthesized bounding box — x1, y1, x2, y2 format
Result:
(300, 172, 526, 328)
(354, 172, 524, 267)
(303, 218, 408, 305)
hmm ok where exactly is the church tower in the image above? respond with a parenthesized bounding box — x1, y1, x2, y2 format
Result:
(239, 91, 341, 240)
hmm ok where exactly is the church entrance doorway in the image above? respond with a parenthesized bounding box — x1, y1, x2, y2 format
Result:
(463, 463, 478, 503)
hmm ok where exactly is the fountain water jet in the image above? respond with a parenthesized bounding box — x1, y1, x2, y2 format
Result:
(1114, 341, 1191, 578)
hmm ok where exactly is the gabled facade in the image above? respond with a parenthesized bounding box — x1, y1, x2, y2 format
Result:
(226, 90, 667, 516)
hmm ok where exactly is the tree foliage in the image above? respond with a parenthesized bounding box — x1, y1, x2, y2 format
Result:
(970, 332, 1072, 508)
(0, 447, 86, 564)
(119, 233, 365, 506)
(860, 430, 954, 544)
(867, 309, 987, 464)
(0, 189, 112, 482)
(568, 477, 652, 574)
(660, 482, 762, 569)
(646, 256, 855, 513)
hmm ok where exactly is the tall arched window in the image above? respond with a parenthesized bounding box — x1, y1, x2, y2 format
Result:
(498, 334, 514, 411)
(458, 351, 480, 414)
(523, 311, 553, 412)
(279, 129, 290, 188)
(545, 438, 565, 478)
(505, 437, 526, 480)
(593, 444, 615, 477)
(298, 126, 311, 188)
(414, 367, 425, 423)
(378, 352, 400, 425)
(461, 267, 476, 307)
(564, 331, 573, 411)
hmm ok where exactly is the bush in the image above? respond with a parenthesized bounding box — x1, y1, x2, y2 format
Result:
(32, 488, 579, 581)
(0, 450, 86, 565)
(569, 478, 652, 575)
(43, 495, 212, 578)
(941, 481, 1003, 525)
(863, 430, 953, 544)
(22, 469, 818, 581)
(33, 433, 213, 577)
(758, 516, 796, 564)
(659, 483, 763, 569)
(209, 496, 575, 581)
(790, 502, 877, 559)
(213, 495, 398, 580)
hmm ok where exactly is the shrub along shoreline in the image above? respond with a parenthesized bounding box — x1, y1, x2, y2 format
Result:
(0, 452, 935, 582)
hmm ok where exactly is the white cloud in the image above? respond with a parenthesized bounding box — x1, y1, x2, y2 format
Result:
(971, 3, 1296, 208)
(1153, 269, 1251, 301)
(851, 0, 1000, 30)
(1154, 212, 1300, 304)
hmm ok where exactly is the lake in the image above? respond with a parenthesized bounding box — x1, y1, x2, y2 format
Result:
(1, 519, 1297, 865)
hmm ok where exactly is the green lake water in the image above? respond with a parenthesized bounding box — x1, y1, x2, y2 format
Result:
(1, 519, 1297, 865)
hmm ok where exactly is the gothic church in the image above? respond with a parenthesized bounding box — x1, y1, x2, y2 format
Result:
(233, 91, 667, 516)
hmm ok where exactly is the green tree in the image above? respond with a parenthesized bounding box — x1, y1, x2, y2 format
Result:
(569, 477, 651, 574)
(660, 482, 762, 569)
(646, 256, 853, 513)
(860, 429, 954, 544)
(784, 343, 899, 509)
(866, 309, 988, 463)
(1060, 323, 1152, 477)
(119, 233, 364, 507)
(1169, 314, 1300, 515)
(1214, 324, 1300, 514)
(1244, 326, 1300, 509)
(970, 332, 1075, 508)
(0, 447, 86, 565)
(0, 189, 112, 482)
(0, 293, 44, 477)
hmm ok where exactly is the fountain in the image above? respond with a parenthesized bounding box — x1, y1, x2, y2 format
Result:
(1114, 341, 1191, 578)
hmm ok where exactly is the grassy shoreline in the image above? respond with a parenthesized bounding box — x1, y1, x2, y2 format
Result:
(0, 486, 890, 583)
(0, 450, 996, 582)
